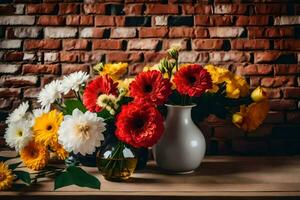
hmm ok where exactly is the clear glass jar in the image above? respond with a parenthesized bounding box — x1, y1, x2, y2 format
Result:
(96, 142, 137, 181)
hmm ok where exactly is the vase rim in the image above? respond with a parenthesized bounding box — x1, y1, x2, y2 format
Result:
(165, 104, 196, 108)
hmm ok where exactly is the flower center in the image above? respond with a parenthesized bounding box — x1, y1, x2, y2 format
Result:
(46, 124, 53, 131)
(76, 123, 90, 139)
(187, 76, 196, 84)
(29, 149, 39, 158)
(144, 84, 153, 93)
(0, 173, 6, 181)
(17, 130, 23, 137)
(132, 117, 145, 130)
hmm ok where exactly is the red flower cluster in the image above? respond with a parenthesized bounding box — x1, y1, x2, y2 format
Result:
(115, 101, 164, 148)
(173, 64, 212, 97)
(83, 75, 118, 112)
(129, 70, 172, 105)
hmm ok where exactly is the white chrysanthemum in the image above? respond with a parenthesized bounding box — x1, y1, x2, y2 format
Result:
(59, 71, 89, 94)
(38, 80, 62, 110)
(96, 94, 119, 115)
(4, 120, 33, 152)
(58, 109, 106, 155)
(6, 102, 29, 124)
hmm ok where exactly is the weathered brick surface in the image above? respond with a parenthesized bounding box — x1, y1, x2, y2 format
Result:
(0, 1, 299, 154)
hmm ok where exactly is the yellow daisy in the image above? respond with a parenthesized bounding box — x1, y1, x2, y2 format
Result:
(33, 110, 63, 147)
(0, 162, 13, 191)
(20, 141, 49, 171)
(50, 142, 69, 161)
(100, 62, 128, 80)
(232, 100, 270, 132)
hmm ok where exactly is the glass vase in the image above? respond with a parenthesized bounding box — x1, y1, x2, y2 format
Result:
(96, 142, 137, 181)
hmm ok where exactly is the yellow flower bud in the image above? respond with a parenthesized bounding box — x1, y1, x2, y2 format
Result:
(251, 86, 268, 102)
(232, 113, 244, 128)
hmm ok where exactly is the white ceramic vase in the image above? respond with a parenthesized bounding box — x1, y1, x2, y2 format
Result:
(153, 104, 206, 173)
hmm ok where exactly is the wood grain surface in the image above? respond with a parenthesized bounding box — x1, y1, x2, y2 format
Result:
(1, 151, 300, 199)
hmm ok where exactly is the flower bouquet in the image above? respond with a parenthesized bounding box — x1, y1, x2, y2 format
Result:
(0, 46, 269, 190)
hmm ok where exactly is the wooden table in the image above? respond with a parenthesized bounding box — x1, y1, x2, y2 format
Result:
(1, 154, 300, 200)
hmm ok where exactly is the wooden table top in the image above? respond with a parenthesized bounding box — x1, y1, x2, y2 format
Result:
(1, 152, 300, 200)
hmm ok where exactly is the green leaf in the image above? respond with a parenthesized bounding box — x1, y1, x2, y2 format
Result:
(97, 109, 113, 120)
(67, 166, 100, 190)
(54, 172, 73, 190)
(9, 162, 22, 170)
(14, 171, 31, 185)
(54, 167, 100, 190)
(64, 99, 87, 115)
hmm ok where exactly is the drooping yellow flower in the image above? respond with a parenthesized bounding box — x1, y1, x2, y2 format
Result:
(0, 162, 13, 191)
(33, 110, 63, 147)
(251, 86, 268, 102)
(100, 62, 128, 80)
(20, 141, 49, 171)
(232, 100, 269, 132)
(50, 142, 69, 160)
(205, 64, 249, 98)
(225, 74, 249, 99)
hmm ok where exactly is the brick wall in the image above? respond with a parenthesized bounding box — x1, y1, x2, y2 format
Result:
(0, 0, 300, 155)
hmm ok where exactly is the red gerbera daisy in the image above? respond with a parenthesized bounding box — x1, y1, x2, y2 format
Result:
(173, 64, 212, 97)
(129, 70, 172, 105)
(83, 75, 118, 112)
(115, 101, 164, 148)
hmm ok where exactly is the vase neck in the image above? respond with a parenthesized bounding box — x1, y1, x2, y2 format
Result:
(166, 105, 193, 121)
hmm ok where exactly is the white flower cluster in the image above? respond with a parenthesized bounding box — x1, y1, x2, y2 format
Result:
(38, 71, 89, 110)
(4, 102, 48, 152)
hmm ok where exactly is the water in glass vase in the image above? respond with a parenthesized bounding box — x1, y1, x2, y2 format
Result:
(96, 142, 137, 181)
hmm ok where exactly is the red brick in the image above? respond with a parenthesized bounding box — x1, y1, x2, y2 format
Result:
(107, 52, 142, 62)
(139, 27, 168, 38)
(60, 52, 80, 63)
(26, 4, 56, 14)
(254, 52, 281, 64)
(145, 4, 178, 14)
(115, 16, 125, 26)
(195, 16, 233, 26)
(261, 76, 295, 87)
(95, 16, 115, 26)
(80, 28, 104, 38)
(3, 52, 24, 61)
(269, 99, 297, 111)
(83, 3, 105, 14)
(192, 39, 223, 50)
(0, 88, 20, 97)
(23, 64, 60, 74)
(144, 52, 168, 62)
(274, 64, 300, 75)
(248, 27, 294, 39)
(63, 39, 89, 50)
(128, 39, 159, 50)
(286, 112, 300, 123)
(182, 4, 212, 15)
(194, 28, 209, 38)
(274, 40, 300, 50)
(250, 77, 261, 87)
(62, 64, 89, 75)
(93, 40, 123, 50)
(267, 88, 281, 99)
(239, 64, 273, 75)
(214, 125, 244, 138)
(24, 39, 61, 50)
(163, 39, 188, 50)
(214, 4, 248, 14)
(209, 52, 251, 63)
(80, 52, 103, 63)
(124, 4, 143, 15)
(254, 4, 287, 14)
(37, 16, 65, 26)
(265, 111, 284, 123)
(169, 27, 194, 38)
(231, 39, 270, 50)
(236, 16, 269, 26)
(59, 3, 79, 14)
(283, 88, 300, 98)
(0, 5, 16, 15)
(0, 76, 37, 87)
(24, 88, 40, 98)
(66, 15, 93, 26)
